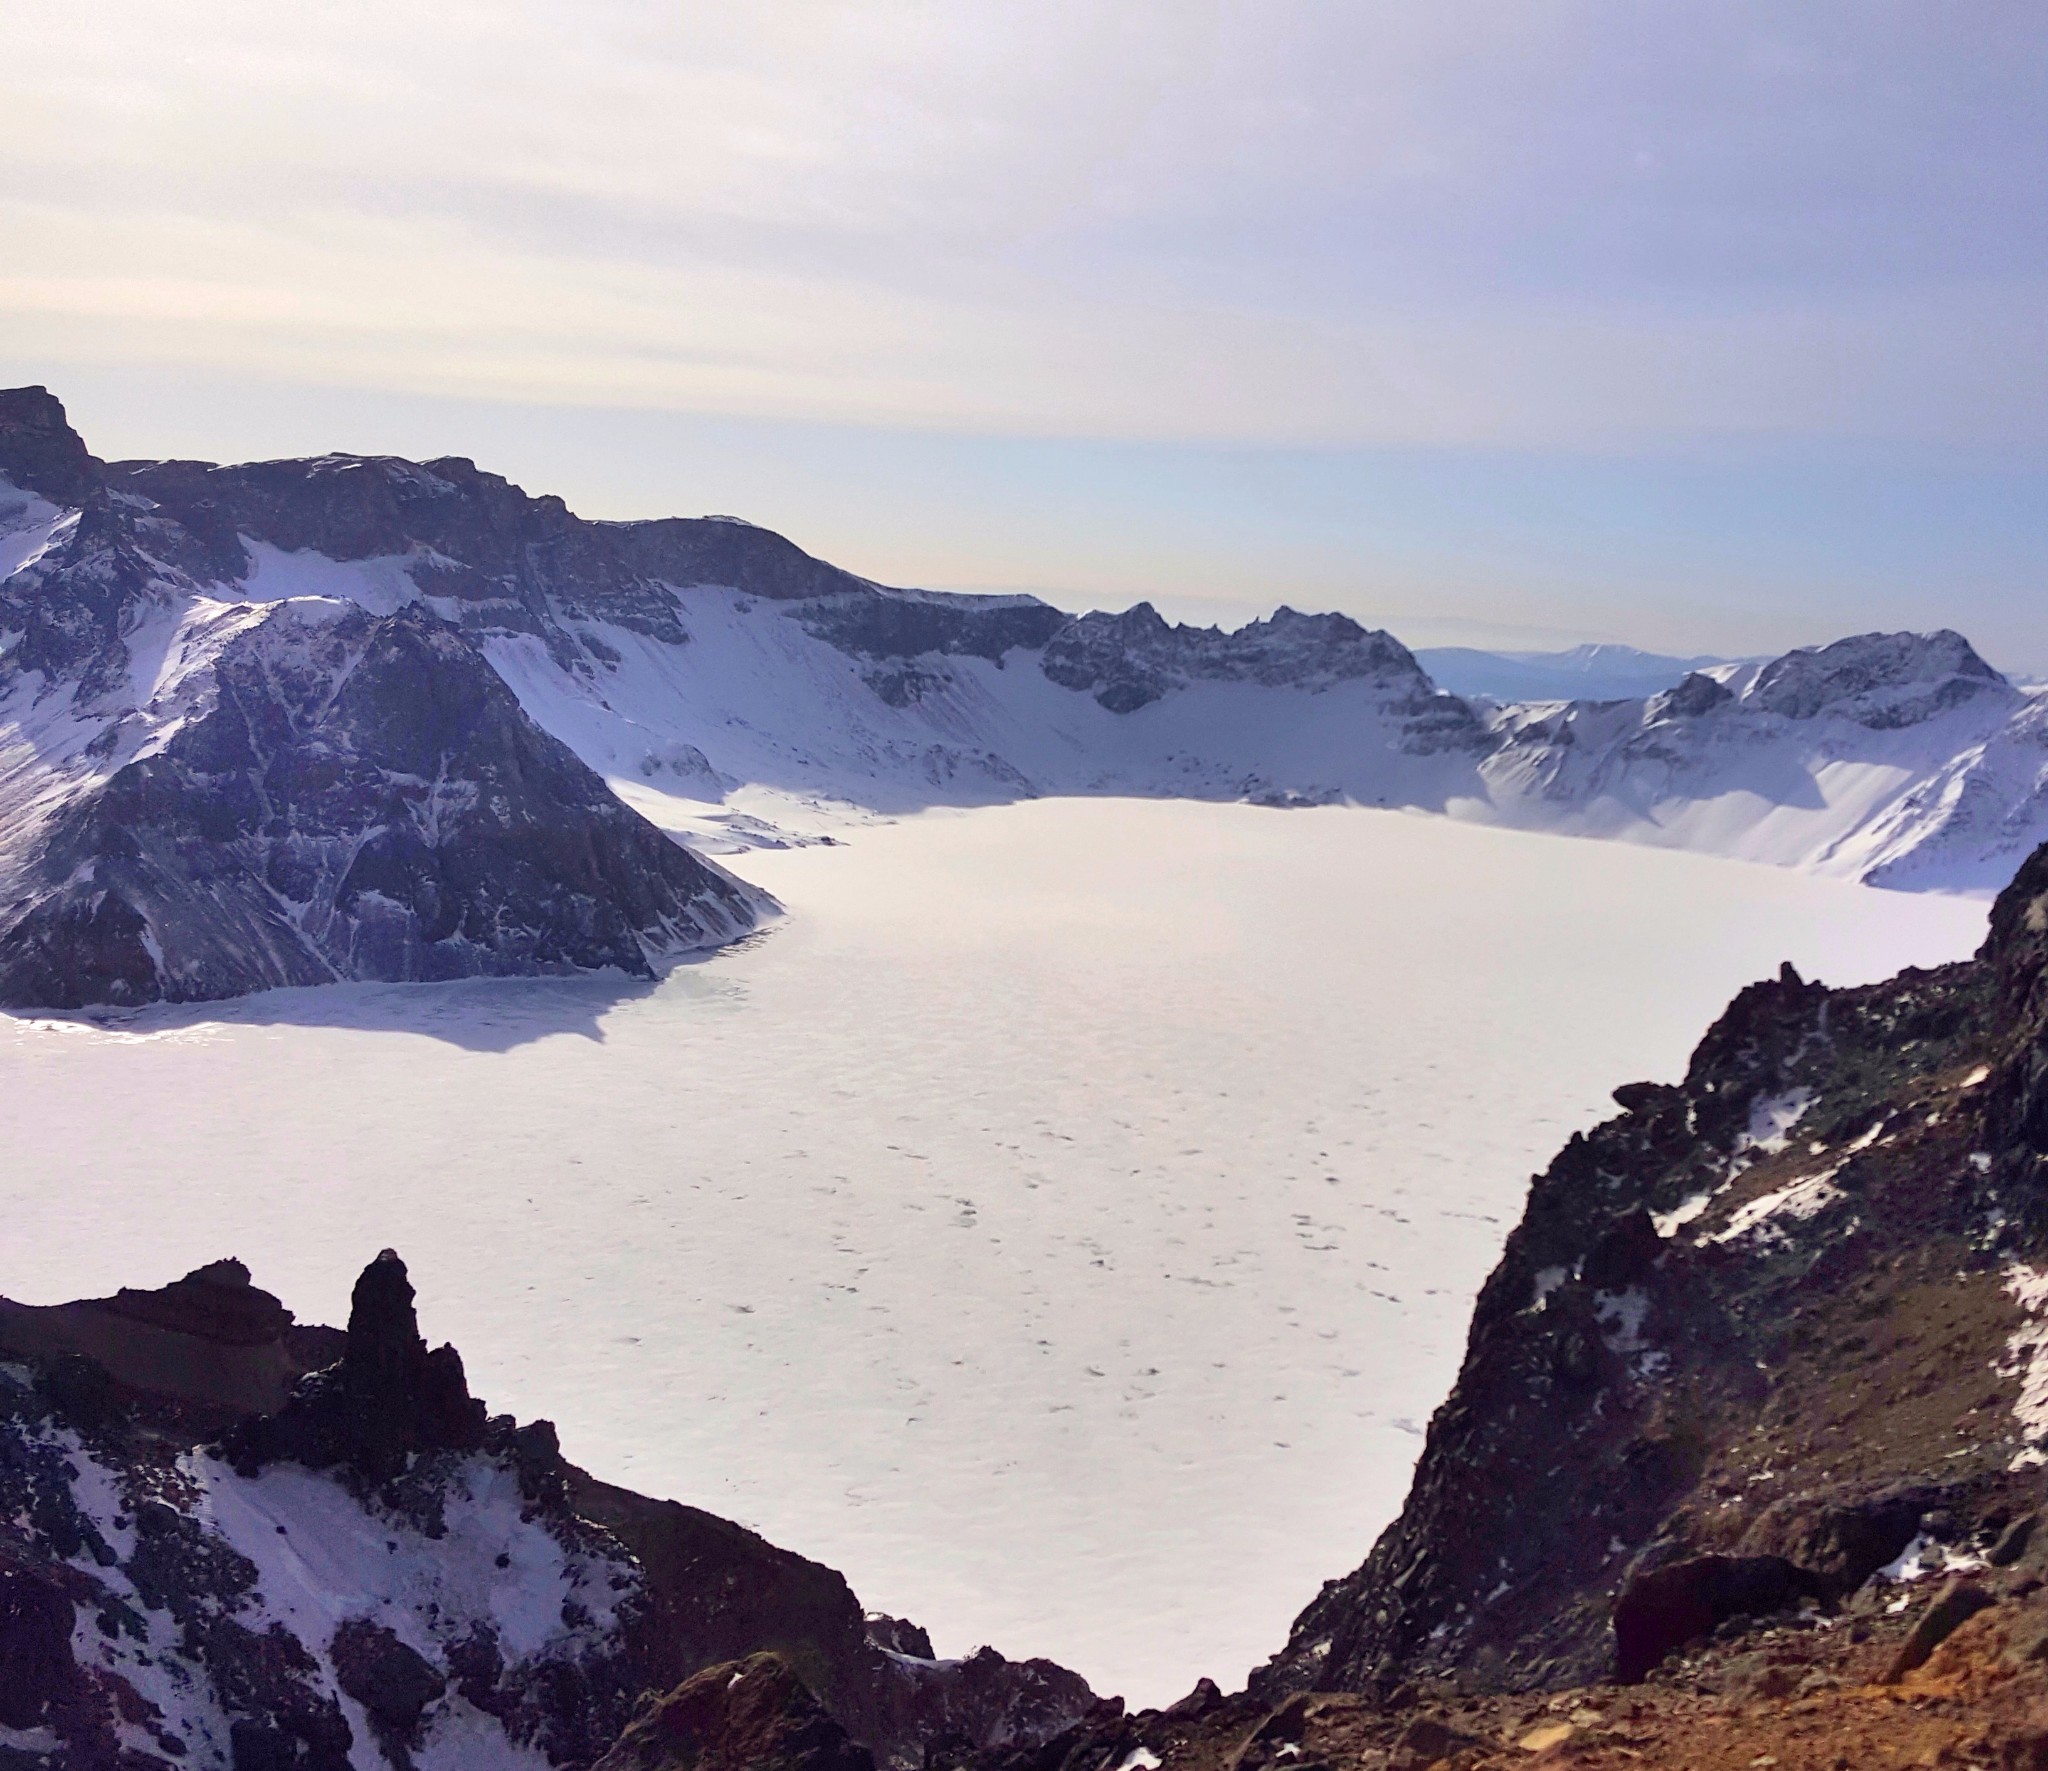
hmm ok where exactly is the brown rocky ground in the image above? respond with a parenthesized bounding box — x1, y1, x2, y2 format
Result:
(971, 1547, 2048, 1770)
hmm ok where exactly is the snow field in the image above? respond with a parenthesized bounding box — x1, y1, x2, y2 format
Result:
(0, 799, 1988, 1705)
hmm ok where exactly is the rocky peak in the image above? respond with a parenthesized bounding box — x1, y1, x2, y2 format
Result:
(1745, 629, 2008, 728)
(0, 384, 101, 506)
(225, 1248, 488, 1485)
(1107, 600, 1173, 638)
(1039, 601, 1445, 715)
(336, 1249, 488, 1481)
(1647, 670, 1734, 722)
(0, 596, 771, 1009)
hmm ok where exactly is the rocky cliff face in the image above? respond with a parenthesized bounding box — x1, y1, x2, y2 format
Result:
(0, 392, 771, 1009)
(0, 600, 762, 1008)
(1038, 603, 1473, 728)
(0, 1253, 1103, 1771)
(1236, 837, 2048, 1706)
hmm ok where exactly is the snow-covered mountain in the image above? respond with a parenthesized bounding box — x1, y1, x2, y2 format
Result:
(1477, 640, 2048, 890)
(0, 391, 770, 1009)
(4, 383, 2043, 1007)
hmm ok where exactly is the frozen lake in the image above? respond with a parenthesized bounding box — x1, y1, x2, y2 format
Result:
(0, 799, 1988, 1705)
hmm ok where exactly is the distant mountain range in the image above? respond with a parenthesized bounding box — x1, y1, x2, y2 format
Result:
(1414, 642, 1754, 704)
(5, 383, 2044, 1008)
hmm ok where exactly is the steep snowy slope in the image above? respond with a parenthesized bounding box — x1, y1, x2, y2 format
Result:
(1477, 638, 2048, 892)
(478, 596, 2048, 893)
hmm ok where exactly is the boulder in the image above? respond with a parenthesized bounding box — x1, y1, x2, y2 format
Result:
(1883, 1579, 1997, 1684)
(331, 1618, 446, 1733)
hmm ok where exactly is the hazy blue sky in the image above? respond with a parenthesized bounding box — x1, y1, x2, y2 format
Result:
(7, 4, 2045, 663)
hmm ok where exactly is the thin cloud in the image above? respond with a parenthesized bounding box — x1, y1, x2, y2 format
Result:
(6, 2, 2045, 447)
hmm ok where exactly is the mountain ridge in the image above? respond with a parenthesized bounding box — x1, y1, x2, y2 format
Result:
(0, 389, 775, 1008)
(7, 384, 2046, 1009)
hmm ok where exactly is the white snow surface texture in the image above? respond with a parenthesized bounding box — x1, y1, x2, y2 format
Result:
(0, 468, 2022, 1710)
(0, 801, 1987, 1708)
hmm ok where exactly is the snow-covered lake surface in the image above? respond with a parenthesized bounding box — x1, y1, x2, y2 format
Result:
(0, 800, 1989, 1706)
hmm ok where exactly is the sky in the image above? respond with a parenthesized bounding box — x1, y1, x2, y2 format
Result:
(4, 2, 2045, 664)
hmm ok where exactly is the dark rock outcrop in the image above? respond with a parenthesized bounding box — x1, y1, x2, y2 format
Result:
(0, 1557, 79, 1729)
(795, 588, 1066, 670)
(591, 1654, 876, 1771)
(0, 384, 101, 506)
(1611, 1554, 1827, 1683)
(1038, 602, 1477, 739)
(570, 1471, 1102, 1768)
(1647, 668, 1734, 720)
(227, 1250, 485, 1484)
(0, 1256, 337, 1421)
(113, 450, 693, 648)
(332, 1618, 448, 1765)
(1747, 629, 2007, 728)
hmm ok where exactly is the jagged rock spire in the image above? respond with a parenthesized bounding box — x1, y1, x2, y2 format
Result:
(229, 1249, 485, 1482)
(335, 1250, 481, 1481)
